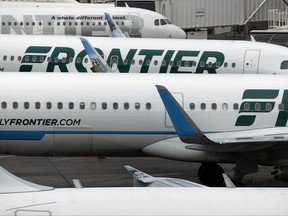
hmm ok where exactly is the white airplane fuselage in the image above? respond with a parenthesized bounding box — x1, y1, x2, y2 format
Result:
(0, 35, 288, 74)
(0, 2, 186, 38)
(1, 187, 288, 216)
(0, 73, 288, 168)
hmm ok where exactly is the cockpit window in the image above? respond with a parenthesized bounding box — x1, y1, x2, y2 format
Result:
(154, 19, 159, 26)
(164, 19, 172, 24)
(160, 19, 167, 25)
(281, 60, 288, 69)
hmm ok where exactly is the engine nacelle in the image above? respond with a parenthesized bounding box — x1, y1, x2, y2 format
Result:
(272, 167, 288, 181)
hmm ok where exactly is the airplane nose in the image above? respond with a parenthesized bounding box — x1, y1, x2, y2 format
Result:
(172, 26, 186, 39)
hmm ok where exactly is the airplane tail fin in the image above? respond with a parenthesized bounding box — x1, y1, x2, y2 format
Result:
(124, 165, 155, 187)
(104, 12, 126, 38)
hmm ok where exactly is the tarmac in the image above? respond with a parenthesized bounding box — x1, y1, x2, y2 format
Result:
(1, 155, 288, 188)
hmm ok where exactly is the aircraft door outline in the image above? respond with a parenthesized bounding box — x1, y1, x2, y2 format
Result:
(243, 49, 260, 74)
(128, 12, 141, 37)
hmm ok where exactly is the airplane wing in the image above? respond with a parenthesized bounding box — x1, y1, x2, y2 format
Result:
(156, 85, 288, 153)
(124, 165, 206, 187)
(0, 166, 53, 194)
(104, 12, 126, 38)
(80, 37, 112, 73)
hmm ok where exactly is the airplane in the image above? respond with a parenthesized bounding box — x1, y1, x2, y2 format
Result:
(1, 72, 288, 186)
(1, 34, 288, 74)
(1, 166, 288, 216)
(0, 2, 186, 39)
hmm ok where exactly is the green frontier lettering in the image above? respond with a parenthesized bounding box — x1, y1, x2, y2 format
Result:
(170, 50, 199, 73)
(195, 51, 225, 74)
(107, 48, 137, 73)
(47, 47, 75, 72)
(138, 49, 164, 73)
(276, 90, 288, 126)
(235, 89, 279, 127)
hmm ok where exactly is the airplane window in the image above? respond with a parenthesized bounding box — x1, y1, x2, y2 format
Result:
(154, 60, 158, 66)
(10, 56, 14, 61)
(164, 19, 172, 24)
(233, 103, 239, 111)
(222, 103, 228, 111)
(8, 22, 11, 26)
(192, 61, 197, 67)
(200, 103, 206, 110)
(61, 58, 66, 63)
(69, 22, 72, 26)
(32, 22, 35, 26)
(35, 102, 40, 109)
(58, 102, 63, 110)
(116, 22, 119, 25)
(215, 61, 221, 68)
(86, 22, 89, 26)
(1, 102, 7, 109)
(14, 22, 17, 26)
(208, 62, 213, 68)
(104, 22, 107, 26)
(13, 102, 18, 109)
(57, 22, 60, 26)
(54, 57, 59, 63)
(279, 103, 284, 111)
(135, 102, 140, 110)
(32, 56, 37, 63)
(154, 19, 159, 26)
(84, 58, 88, 63)
(280, 61, 288, 69)
(24, 56, 29, 62)
(169, 61, 174, 66)
(255, 103, 261, 111)
(211, 103, 217, 110)
(47, 57, 51, 63)
(39, 56, 45, 63)
(199, 61, 205, 68)
(123, 59, 128, 65)
(46, 102, 52, 109)
(223, 62, 228, 68)
(80, 22, 84, 26)
(20, 22, 23, 26)
(131, 59, 135, 65)
(121, 22, 124, 26)
(146, 103, 151, 110)
(26, 22, 29, 26)
(76, 57, 81, 64)
(90, 102, 96, 110)
(18, 56, 22, 61)
(124, 102, 129, 110)
(160, 19, 167, 25)
(232, 63, 236, 68)
(161, 60, 166, 66)
(69, 57, 73, 63)
(68, 102, 74, 109)
(184, 61, 189, 67)
(146, 60, 151, 66)
(244, 103, 250, 111)
(75, 22, 78, 26)
(39, 22, 42, 26)
(3, 56, 7, 61)
(98, 22, 101, 26)
(266, 103, 272, 111)
(139, 60, 143, 65)
(177, 61, 181, 67)
(79, 102, 85, 110)
(190, 103, 195, 110)
(48, 22, 51, 26)
(92, 22, 95, 26)
(63, 22, 66, 26)
(102, 102, 107, 110)
(113, 102, 118, 110)
(2, 22, 4, 26)
(24, 102, 29, 109)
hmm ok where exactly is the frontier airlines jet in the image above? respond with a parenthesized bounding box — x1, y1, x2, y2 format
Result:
(0, 35, 288, 74)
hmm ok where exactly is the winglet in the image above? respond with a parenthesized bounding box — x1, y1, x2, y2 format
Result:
(105, 12, 126, 38)
(156, 85, 215, 144)
(80, 37, 112, 73)
(0, 166, 53, 194)
(222, 173, 236, 188)
(124, 165, 155, 187)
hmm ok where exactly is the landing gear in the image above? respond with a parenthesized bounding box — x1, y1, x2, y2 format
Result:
(198, 163, 224, 187)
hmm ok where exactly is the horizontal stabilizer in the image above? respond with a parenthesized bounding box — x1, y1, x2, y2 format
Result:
(0, 166, 53, 194)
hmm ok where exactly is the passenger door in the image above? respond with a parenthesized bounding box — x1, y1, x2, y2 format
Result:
(243, 50, 260, 74)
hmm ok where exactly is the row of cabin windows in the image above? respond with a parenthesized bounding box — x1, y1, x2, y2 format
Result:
(1, 102, 152, 110)
(1, 55, 238, 69)
(1, 101, 283, 112)
(1, 21, 126, 27)
(189, 102, 282, 111)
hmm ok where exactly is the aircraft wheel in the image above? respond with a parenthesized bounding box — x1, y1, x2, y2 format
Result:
(198, 163, 224, 187)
